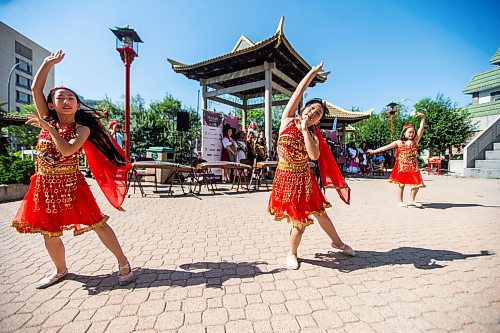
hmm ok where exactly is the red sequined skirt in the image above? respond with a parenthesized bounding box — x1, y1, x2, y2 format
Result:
(12, 171, 108, 237)
(389, 161, 425, 187)
(268, 162, 331, 228)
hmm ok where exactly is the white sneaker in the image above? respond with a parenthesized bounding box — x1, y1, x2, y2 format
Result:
(332, 243, 356, 257)
(397, 202, 407, 207)
(408, 201, 423, 208)
(286, 255, 299, 270)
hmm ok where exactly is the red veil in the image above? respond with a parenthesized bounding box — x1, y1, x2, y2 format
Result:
(315, 126, 350, 205)
(83, 141, 131, 210)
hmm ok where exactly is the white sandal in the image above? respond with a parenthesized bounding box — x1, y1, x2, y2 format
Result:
(118, 262, 135, 286)
(408, 201, 423, 208)
(36, 269, 68, 289)
(332, 243, 356, 257)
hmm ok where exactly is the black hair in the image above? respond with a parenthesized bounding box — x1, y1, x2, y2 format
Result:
(400, 126, 415, 141)
(302, 98, 329, 133)
(45, 87, 128, 166)
(222, 123, 233, 137)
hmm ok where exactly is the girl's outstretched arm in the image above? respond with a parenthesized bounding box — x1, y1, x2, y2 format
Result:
(415, 112, 426, 143)
(31, 50, 65, 119)
(25, 113, 90, 156)
(367, 140, 399, 155)
(279, 62, 324, 133)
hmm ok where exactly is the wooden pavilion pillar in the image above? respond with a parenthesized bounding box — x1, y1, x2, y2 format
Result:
(242, 97, 248, 131)
(264, 61, 273, 157)
(200, 79, 207, 113)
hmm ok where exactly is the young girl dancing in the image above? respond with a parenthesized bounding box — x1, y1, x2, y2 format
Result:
(368, 113, 426, 207)
(268, 62, 354, 270)
(12, 50, 134, 288)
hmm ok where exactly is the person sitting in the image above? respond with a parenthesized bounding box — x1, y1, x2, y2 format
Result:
(371, 152, 385, 176)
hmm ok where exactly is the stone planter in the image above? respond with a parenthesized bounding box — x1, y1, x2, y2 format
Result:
(0, 183, 29, 202)
(448, 160, 465, 175)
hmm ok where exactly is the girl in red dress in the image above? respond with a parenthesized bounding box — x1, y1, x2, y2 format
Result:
(368, 113, 426, 207)
(268, 62, 354, 270)
(12, 50, 134, 288)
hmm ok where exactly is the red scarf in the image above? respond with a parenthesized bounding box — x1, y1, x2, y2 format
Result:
(315, 126, 350, 205)
(83, 141, 131, 210)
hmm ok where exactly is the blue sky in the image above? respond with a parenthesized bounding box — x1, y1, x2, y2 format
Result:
(1, 0, 499, 114)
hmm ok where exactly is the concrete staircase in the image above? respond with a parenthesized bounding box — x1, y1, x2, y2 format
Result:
(464, 142, 500, 178)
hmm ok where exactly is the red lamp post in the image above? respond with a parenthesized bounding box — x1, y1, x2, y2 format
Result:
(386, 101, 398, 139)
(110, 25, 143, 159)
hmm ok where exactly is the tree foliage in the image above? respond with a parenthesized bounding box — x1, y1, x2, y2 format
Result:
(354, 95, 476, 156)
(7, 104, 39, 149)
(414, 94, 476, 155)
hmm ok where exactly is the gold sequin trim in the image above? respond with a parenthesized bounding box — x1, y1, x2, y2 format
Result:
(268, 202, 332, 229)
(389, 180, 426, 188)
(12, 215, 109, 237)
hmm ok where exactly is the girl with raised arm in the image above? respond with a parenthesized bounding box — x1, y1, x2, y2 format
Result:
(268, 62, 354, 270)
(12, 50, 134, 288)
(368, 113, 426, 207)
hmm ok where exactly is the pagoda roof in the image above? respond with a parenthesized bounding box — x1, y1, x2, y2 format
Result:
(0, 110, 28, 127)
(489, 48, 500, 65)
(464, 100, 500, 118)
(463, 67, 500, 94)
(167, 17, 329, 97)
(323, 101, 373, 122)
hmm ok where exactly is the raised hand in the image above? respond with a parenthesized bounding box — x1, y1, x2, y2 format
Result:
(43, 50, 65, 66)
(312, 61, 324, 73)
(25, 113, 53, 131)
(415, 112, 425, 118)
(367, 149, 375, 155)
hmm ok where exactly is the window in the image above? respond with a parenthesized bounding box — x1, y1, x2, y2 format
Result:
(15, 41, 32, 60)
(491, 91, 500, 102)
(472, 92, 479, 105)
(16, 90, 31, 104)
(16, 107, 21, 112)
(16, 74, 31, 89)
(15, 58, 32, 74)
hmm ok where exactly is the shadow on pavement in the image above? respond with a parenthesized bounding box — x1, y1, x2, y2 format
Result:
(422, 202, 500, 209)
(68, 261, 284, 295)
(301, 247, 493, 273)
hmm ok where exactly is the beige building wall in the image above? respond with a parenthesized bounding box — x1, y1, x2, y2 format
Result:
(0, 21, 54, 113)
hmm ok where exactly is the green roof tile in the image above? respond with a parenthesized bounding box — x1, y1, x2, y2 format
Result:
(463, 67, 500, 94)
(465, 100, 500, 118)
(490, 48, 500, 65)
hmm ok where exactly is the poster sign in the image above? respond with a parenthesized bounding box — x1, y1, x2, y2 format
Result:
(202, 110, 224, 163)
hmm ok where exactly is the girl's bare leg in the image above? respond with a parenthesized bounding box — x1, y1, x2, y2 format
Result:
(397, 184, 405, 204)
(409, 187, 420, 202)
(43, 235, 67, 273)
(313, 212, 344, 248)
(94, 224, 130, 274)
(289, 225, 305, 256)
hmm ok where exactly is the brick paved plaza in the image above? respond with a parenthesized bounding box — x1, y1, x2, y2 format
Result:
(0, 175, 499, 332)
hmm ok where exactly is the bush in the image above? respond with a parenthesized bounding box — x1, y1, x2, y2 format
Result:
(0, 154, 35, 185)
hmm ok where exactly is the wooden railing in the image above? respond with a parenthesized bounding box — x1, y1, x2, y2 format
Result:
(464, 116, 500, 168)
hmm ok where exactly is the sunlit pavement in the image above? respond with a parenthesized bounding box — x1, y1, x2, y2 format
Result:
(0, 174, 499, 332)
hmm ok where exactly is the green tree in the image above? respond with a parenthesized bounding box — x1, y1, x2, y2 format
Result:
(414, 94, 476, 156)
(130, 94, 201, 160)
(354, 108, 408, 146)
(8, 104, 39, 148)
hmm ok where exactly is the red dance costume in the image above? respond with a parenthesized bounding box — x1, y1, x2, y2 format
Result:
(389, 140, 425, 187)
(268, 122, 350, 228)
(13, 122, 108, 237)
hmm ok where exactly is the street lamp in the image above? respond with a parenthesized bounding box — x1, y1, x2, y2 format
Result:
(386, 101, 398, 139)
(7, 62, 20, 112)
(110, 25, 143, 159)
